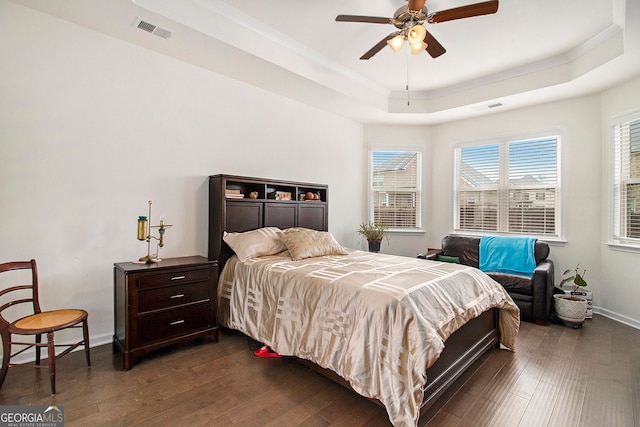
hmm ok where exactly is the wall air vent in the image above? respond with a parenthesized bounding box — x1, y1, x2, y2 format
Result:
(134, 18, 172, 39)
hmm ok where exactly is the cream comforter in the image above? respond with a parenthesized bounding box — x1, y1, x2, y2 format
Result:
(218, 249, 520, 426)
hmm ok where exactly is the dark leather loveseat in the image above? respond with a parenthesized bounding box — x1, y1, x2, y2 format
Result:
(422, 235, 554, 324)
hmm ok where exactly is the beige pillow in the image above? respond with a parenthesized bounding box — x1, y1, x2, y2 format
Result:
(223, 227, 286, 262)
(279, 228, 348, 261)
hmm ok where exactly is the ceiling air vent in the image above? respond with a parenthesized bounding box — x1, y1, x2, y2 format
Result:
(472, 101, 504, 112)
(135, 18, 172, 39)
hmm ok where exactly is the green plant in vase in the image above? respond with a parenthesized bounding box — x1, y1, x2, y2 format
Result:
(358, 222, 388, 253)
(560, 264, 588, 293)
(554, 263, 589, 325)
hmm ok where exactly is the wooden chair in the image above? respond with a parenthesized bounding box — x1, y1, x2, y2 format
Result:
(0, 259, 90, 395)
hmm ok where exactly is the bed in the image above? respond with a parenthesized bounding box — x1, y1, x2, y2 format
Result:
(208, 175, 520, 426)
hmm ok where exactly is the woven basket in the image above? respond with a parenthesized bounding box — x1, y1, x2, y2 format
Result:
(554, 294, 587, 323)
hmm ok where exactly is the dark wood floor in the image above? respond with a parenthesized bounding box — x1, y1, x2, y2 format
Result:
(1, 315, 638, 426)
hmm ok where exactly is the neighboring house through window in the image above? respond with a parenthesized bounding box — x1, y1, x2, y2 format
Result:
(454, 134, 561, 238)
(611, 110, 640, 247)
(369, 149, 422, 230)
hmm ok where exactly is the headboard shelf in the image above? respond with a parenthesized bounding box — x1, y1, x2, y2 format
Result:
(208, 174, 329, 265)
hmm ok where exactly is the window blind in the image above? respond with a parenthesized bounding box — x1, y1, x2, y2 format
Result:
(455, 144, 499, 231)
(455, 136, 560, 237)
(370, 150, 421, 229)
(612, 115, 640, 244)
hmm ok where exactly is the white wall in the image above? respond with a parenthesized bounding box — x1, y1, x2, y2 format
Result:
(599, 76, 640, 326)
(365, 85, 640, 327)
(362, 124, 432, 257)
(429, 89, 640, 327)
(429, 95, 603, 304)
(0, 2, 364, 347)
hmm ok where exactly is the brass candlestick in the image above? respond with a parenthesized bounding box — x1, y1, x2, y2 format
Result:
(137, 200, 172, 263)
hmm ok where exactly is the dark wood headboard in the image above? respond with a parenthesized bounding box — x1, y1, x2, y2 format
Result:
(208, 174, 329, 269)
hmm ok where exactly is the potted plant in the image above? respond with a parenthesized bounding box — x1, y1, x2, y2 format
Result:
(553, 264, 589, 324)
(358, 222, 388, 253)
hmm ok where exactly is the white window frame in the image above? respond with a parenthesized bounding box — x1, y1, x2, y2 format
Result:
(368, 146, 423, 232)
(453, 132, 563, 239)
(609, 109, 640, 250)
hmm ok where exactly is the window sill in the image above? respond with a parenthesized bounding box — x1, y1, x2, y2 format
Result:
(606, 242, 640, 253)
(450, 231, 566, 245)
(388, 229, 426, 235)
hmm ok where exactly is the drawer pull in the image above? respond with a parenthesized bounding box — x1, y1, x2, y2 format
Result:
(170, 319, 185, 326)
(171, 275, 186, 281)
(169, 294, 185, 299)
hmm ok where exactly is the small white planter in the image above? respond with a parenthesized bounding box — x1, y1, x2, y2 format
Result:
(561, 287, 593, 318)
(553, 294, 587, 323)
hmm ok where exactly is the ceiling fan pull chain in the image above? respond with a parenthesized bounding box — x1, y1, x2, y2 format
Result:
(406, 45, 411, 106)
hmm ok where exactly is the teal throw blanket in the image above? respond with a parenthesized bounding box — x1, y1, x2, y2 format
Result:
(479, 236, 537, 276)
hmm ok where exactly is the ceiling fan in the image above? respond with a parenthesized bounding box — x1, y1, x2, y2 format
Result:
(336, 0, 499, 60)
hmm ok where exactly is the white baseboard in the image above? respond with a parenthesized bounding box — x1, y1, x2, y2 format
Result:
(90, 332, 115, 348)
(594, 306, 640, 330)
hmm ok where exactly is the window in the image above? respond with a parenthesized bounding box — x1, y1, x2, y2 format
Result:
(369, 149, 422, 230)
(612, 111, 640, 245)
(454, 135, 560, 238)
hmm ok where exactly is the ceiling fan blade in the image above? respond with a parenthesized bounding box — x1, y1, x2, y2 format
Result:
(429, 0, 499, 23)
(407, 0, 426, 12)
(424, 30, 446, 58)
(336, 15, 392, 24)
(360, 32, 400, 60)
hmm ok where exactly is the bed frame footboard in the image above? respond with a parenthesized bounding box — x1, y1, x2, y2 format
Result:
(297, 308, 499, 420)
(420, 307, 499, 415)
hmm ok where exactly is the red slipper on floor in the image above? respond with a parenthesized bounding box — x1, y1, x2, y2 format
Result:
(254, 346, 282, 358)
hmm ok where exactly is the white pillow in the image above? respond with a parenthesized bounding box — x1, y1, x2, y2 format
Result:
(223, 227, 286, 262)
(279, 228, 348, 261)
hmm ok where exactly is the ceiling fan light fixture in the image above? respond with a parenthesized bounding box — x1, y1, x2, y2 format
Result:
(411, 41, 427, 54)
(387, 34, 405, 53)
(407, 24, 426, 44)
(336, 0, 499, 60)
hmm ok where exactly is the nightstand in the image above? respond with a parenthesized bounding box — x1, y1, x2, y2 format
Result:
(113, 256, 218, 370)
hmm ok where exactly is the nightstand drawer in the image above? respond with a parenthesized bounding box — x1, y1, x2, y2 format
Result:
(138, 302, 212, 345)
(138, 280, 210, 313)
(137, 267, 211, 289)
